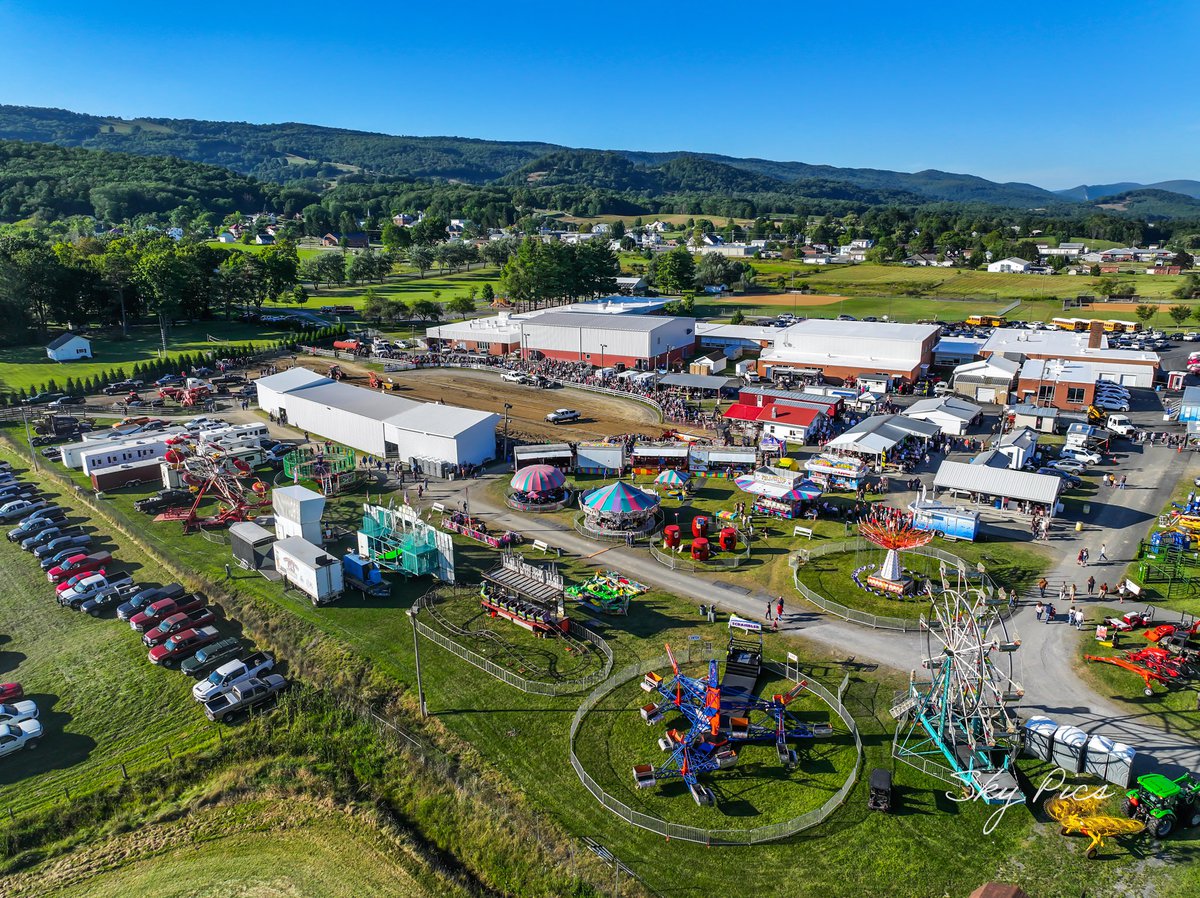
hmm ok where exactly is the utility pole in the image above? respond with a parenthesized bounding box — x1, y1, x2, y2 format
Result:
(408, 606, 427, 718)
(21, 406, 38, 472)
(503, 403, 512, 463)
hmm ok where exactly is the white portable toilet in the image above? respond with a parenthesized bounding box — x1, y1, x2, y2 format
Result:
(1022, 716, 1058, 762)
(272, 484, 326, 544)
(1051, 725, 1089, 774)
(1084, 735, 1137, 788)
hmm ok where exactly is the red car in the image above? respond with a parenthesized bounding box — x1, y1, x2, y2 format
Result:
(148, 626, 219, 665)
(128, 595, 205, 632)
(54, 570, 107, 593)
(46, 553, 88, 583)
(142, 609, 215, 647)
(0, 684, 22, 703)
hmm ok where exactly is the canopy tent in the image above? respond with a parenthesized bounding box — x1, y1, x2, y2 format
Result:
(511, 464, 566, 493)
(657, 373, 740, 392)
(826, 414, 939, 456)
(735, 475, 822, 501)
(580, 481, 660, 515)
(655, 468, 690, 486)
(933, 460, 1062, 506)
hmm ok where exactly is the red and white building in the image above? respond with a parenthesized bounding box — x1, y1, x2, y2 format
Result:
(722, 402, 821, 443)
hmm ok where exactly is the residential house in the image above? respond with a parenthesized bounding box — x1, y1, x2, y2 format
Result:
(903, 253, 950, 267)
(254, 233, 275, 245)
(217, 231, 238, 244)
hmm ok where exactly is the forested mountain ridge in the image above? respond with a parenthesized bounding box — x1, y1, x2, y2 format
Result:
(0, 104, 1078, 208)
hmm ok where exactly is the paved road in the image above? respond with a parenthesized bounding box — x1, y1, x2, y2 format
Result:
(428, 441, 1200, 776)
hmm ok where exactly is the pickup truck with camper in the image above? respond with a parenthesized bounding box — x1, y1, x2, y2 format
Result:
(149, 626, 221, 666)
(0, 720, 42, 756)
(180, 637, 243, 678)
(192, 652, 275, 702)
(545, 408, 580, 424)
(115, 583, 186, 621)
(204, 674, 288, 722)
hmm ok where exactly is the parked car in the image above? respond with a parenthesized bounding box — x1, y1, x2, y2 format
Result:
(0, 720, 42, 755)
(0, 701, 37, 725)
(58, 572, 131, 606)
(1037, 467, 1083, 488)
(102, 380, 143, 396)
(63, 579, 137, 611)
(149, 626, 221, 666)
(0, 684, 22, 703)
(0, 499, 49, 522)
(22, 391, 65, 406)
(180, 637, 243, 678)
(1061, 447, 1104, 466)
(129, 594, 206, 632)
(115, 583, 186, 621)
(1093, 395, 1130, 412)
(35, 534, 92, 563)
(47, 395, 86, 410)
(1048, 459, 1087, 475)
(545, 408, 580, 424)
(143, 610, 216, 647)
(204, 674, 288, 722)
(133, 489, 195, 514)
(192, 652, 275, 702)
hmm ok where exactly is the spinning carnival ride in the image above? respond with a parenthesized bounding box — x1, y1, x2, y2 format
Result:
(891, 580, 1025, 804)
(162, 447, 270, 532)
(633, 641, 833, 806)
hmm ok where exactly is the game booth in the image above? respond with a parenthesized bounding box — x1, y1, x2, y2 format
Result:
(688, 446, 758, 478)
(630, 443, 691, 475)
(479, 552, 569, 635)
(804, 454, 870, 491)
(507, 463, 573, 512)
(735, 467, 823, 519)
(578, 481, 661, 540)
(513, 443, 574, 473)
(575, 442, 625, 476)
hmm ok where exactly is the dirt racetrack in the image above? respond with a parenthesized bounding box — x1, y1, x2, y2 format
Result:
(296, 360, 663, 443)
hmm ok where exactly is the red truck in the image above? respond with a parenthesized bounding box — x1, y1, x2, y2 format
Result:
(47, 551, 112, 584)
(129, 594, 206, 632)
(142, 609, 216, 647)
(148, 626, 220, 666)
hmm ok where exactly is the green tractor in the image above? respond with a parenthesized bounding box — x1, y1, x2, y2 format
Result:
(1121, 772, 1200, 838)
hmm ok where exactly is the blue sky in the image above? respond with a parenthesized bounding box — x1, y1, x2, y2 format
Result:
(1, 1, 1196, 187)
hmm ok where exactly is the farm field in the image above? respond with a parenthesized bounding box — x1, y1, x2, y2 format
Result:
(0, 321, 295, 393)
(15, 436, 1189, 898)
(267, 266, 503, 313)
(19, 799, 447, 898)
(0, 451, 223, 818)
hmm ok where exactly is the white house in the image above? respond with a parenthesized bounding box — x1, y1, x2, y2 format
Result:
(46, 333, 92, 362)
(903, 396, 983, 436)
(217, 231, 238, 243)
(987, 257, 1034, 274)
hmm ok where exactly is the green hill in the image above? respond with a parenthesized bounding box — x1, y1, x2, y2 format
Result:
(1093, 188, 1200, 219)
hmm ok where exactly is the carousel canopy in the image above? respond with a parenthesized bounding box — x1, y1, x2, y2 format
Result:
(581, 481, 660, 514)
(654, 468, 690, 486)
(511, 464, 566, 493)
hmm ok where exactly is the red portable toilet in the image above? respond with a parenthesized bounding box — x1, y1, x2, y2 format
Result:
(692, 516, 709, 539)
(719, 527, 737, 552)
(691, 537, 710, 561)
(664, 524, 681, 548)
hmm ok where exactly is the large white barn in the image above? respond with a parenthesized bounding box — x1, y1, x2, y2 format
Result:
(255, 369, 498, 464)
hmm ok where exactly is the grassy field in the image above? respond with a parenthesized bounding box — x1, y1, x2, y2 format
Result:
(0, 457, 226, 818)
(267, 266, 503, 314)
(0, 321, 295, 393)
(28, 799, 445, 898)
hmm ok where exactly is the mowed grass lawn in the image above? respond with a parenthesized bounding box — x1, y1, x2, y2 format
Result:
(0, 452, 224, 817)
(23, 446, 1190, 898)
(266, 266, 503, 312)
(0, 321, 296, 393)
(25, 799, 449, 898)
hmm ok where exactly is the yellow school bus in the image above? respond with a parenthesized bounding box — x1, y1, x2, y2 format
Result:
(1051, 317, 1091, 332)
(966, 314, 1006, 327)
(1103, 319, 1141, 333)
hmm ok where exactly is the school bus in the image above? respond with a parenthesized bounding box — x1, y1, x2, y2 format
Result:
(1103, 319, 1141, 333)
(966, 314, 1006, 328)
(1050, 317, 1091, 332)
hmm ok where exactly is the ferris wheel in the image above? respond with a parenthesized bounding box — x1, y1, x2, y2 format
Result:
(892, 579, 1026, 805)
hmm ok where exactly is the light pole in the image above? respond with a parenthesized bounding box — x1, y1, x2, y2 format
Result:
(408, 605, 427, 718)
(20, 406, 38, 472)
(503, 403, 512, 463)
(600, 343, 607, 370)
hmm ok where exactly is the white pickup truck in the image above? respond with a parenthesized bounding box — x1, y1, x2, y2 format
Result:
(545, 408, 580, 424)
(192, 651, 275, 703)
(1105, 414, 1135, 437)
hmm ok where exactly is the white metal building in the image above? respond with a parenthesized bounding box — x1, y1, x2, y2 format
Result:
(519, 312, 696, 369)
(45, 332, 92, 361)
(256, 367, 333, 418)
(758, 319, 940, 382)
(384, 404, 500, 467)
(903, 396, 982, 436)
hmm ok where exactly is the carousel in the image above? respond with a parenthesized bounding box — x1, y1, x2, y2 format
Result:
(578, 481, 661, 541)
(506, 464, 573, 512)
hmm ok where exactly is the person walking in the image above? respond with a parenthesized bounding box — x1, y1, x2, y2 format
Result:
(1099, 543, 1108, 563)
(765, 602, 773, 621)
(1077, 548, 1087, 567)
(1087, 575, 1095, 596)
(1099, 582, 1109, 601)
(1082, 548, 1090, 566)
(1035, 601, 1045, 621)
(1038, 577, 1048, 599)
(776, 596, 784, 619)
(1058, 583, 1068, 603)
(1069, 583, 1077, 601)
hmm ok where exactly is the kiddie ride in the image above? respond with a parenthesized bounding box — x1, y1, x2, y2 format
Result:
(632, 638, 833, 806)
(565, 570, 647, 615)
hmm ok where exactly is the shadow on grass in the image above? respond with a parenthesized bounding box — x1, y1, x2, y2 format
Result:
(0, 693, 96, 785)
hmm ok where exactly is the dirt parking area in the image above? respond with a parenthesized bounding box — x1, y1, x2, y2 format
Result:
(296, 360, 663, 442)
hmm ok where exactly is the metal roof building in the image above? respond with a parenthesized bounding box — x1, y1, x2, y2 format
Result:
(933, 460, 1062, 506)
(825, 414, 940, 455)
